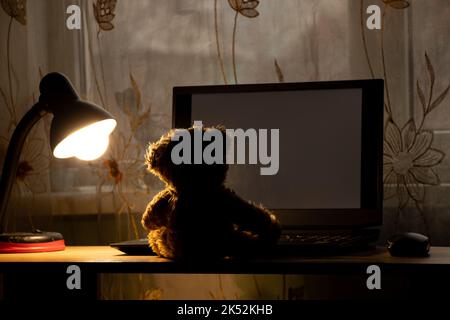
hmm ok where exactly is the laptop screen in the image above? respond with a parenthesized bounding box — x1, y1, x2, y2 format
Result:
(190, 89, 362, 210)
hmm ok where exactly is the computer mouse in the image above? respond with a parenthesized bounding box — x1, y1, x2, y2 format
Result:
(387, 232, 430, 257)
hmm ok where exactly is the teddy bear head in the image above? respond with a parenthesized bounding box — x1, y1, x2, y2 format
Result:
(145, 126, 228, 191)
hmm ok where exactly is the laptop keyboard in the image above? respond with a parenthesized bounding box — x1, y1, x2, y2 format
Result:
(110, 231, 380, 256)
(278, 230, 378, 248)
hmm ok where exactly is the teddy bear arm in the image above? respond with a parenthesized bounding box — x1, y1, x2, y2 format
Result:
(239, 205, 281, 243)
(141, 189, 173, 230)
(227, 192, 281, 244)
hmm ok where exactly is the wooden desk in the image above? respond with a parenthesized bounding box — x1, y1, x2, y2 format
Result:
(1, 246, 450, 299)
(1, 246, 450, 272)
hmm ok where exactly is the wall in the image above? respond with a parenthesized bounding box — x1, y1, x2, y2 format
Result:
(1, 0, 450, 299)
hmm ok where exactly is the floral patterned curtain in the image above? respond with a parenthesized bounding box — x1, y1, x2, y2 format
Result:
(1, 0, 449, 299)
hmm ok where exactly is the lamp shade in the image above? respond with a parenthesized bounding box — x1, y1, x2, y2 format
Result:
(39, 73, 117, 160)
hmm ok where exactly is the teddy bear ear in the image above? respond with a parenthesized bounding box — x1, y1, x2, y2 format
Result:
(213, 124, 226, 133)
(145, 143, 159, 170)
(145, 129, 177, 170)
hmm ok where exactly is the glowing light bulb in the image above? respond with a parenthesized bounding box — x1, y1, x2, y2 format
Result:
(53, 119, 116, 161)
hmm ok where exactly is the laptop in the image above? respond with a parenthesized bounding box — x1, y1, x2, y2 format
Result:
(111, 79, 384, 256)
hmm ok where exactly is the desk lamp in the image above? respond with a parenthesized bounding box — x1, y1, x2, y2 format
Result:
(0, 72, 116, 253)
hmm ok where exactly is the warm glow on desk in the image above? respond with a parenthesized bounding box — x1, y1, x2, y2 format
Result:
(53, 119, 117, 160)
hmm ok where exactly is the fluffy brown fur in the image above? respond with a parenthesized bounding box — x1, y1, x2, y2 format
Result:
(141, 126, 281, 260)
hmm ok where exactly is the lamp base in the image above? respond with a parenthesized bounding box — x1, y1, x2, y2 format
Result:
(0, 231, 65, 253)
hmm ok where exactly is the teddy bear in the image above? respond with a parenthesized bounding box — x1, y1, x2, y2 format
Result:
(141, 125, 281, 260)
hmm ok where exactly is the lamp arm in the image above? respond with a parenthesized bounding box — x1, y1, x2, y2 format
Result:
(0, 102, 47, 232)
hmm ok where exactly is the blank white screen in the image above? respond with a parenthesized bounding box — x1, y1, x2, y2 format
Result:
(191, 89, 362, 209)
